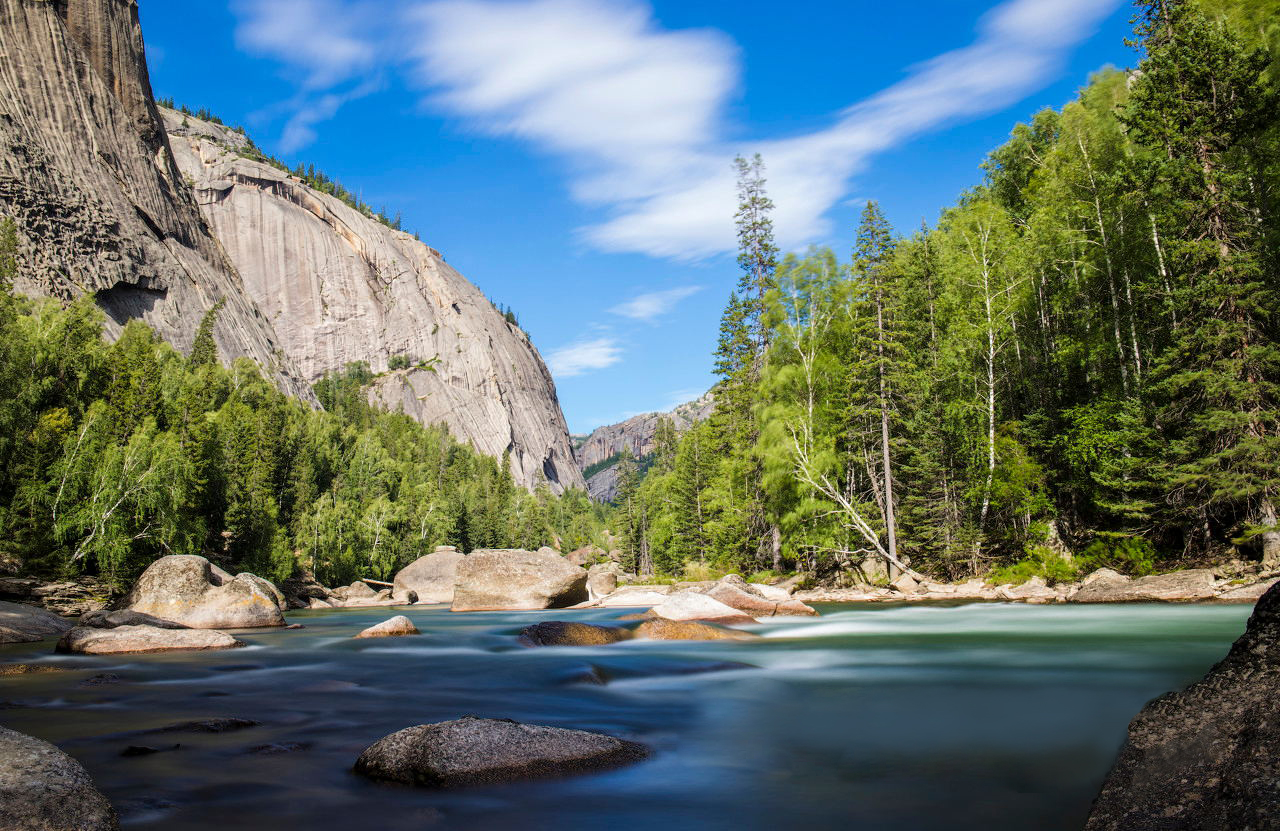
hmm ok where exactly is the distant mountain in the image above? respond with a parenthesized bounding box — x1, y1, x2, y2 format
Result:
(576, 392, 715, 501)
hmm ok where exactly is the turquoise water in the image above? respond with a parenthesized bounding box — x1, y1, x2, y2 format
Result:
(0, 602, 1252, 830)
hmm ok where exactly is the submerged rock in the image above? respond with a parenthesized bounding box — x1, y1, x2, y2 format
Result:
(353, 716, 648, 787)
(393, 549, 464, 604)
(1086, 582, 1280, 829)
(633, 619, 758, 641)
(0, 663, 69, 676)
(355, 616, 420, 639)
(57, 625, 244, 655)
(517, 621, 632, 647)
(79, 610, 187, 630)
(451, 549, 588, 611)
(124, 556, 285, 628)
(0, 601, 74, 644)
(153, 718, 260, 734)
(0, 726, 119, 830)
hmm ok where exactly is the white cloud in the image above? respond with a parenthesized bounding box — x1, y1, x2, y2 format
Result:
(233, 0, 377, 88)
(231, 0, 1123, 250)
(547, 337, 622, 377)
(609, 286, 701, 322)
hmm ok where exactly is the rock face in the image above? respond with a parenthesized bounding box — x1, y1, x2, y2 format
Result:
(164, 112, 582, 492)
(353, 717, 648, 788)
(577, 392, 715, 501)
(0, 0, 310, 400)
(355, 616, 420, 639)
(633, 619, 756, 641)
(0, 602, 74, 644)
(1086, 582, 1280, 830)
(124, 555, 285, 628)
(393, 549, 465, 604)
(57, 624, 243, 654)
(518, 621, 631, 647)
(0, 726, 119, 831)
(451, 549, 588, 611)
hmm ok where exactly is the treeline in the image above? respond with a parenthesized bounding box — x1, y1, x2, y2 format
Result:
(0, 234, 606, 587)
(158, 99, 411, 237)
(615, 0, 1280, 584)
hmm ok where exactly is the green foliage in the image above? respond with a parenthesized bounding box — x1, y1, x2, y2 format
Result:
(1078, 535, 1159, 577)
(0, 298, 605, 587)
(988, 545, 1079, 585)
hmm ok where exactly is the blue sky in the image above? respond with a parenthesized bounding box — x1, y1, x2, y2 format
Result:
(140, 0, 1137, 433)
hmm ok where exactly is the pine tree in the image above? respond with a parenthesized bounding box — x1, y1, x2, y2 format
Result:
(189, 299, 224, 370)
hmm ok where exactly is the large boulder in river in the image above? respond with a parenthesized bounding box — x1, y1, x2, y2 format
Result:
(650, 591, 757, 625)
(393, 549, 464, 604)
(704, 576, 818, 617)
(353, 716, 648, 787)
(518, 621, 632, 647)
(451, 549, 588, 611)
(124, 556, 285, 628)
(1086, 582, 1280, 829)
(0, 726, 119, 830)
(0, 601, 73, 644)
(587, 563, 621, 600)
(355, 616, 420, 639)
(57, 625, 244, 655)
(1072, 568, 1217, 603)
(633, 619, 757, 641)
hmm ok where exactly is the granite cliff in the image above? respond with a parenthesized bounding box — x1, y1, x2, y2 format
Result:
(577, 392, 715, 501)
(163, 112, 583, 491)
(0, 0, 311, 399)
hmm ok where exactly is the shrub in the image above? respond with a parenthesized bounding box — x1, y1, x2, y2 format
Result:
(1077, 534, 1158, 576)
(988, 545, 1079, 585)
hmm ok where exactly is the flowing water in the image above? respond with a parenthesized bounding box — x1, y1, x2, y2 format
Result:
(0, 602, 1252, 830)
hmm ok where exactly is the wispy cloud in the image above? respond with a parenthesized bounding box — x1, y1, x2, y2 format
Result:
(547, 336, 622, 377)
(609, 286, 701, 322)
(229, 0, 1122, 253)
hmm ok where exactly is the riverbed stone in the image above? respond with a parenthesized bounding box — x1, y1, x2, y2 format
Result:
(587, 563, 620, 600)
(1086, 581, 1280, 829)
(518, 621, 632, 647)
(124, 555, 285, 628)
(393, 550, 465, 604)
(598, 586, 672, 607)
(633, 619, 758, 641)
(750, 583, 792, 601)
(353, 716, 649, 787)
(1215, 577, 1280, 602)
(79, 610, 187, 630)
(355, 616, 420, 639)
(1072, 568, 1217, 603)
(57, 625, 244, 655)
(0, 726, 119, 831)
(650, 591, 757, 625)
(891, 573, 920, 595)
(0, 601, 74, 644)
(451, 549, 588, 611)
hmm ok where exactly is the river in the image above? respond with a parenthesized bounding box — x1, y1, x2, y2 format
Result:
(0, 602, 1251, 830)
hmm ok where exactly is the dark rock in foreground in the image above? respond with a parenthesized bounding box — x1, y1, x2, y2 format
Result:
(1086, 582, 1280, 829)
(353, 716, 648, 788)
(518, 621, 632, 647)
(0, 725, 119, 830)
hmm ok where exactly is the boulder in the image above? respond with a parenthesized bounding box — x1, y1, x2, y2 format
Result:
(750, 583, 792, 601)
(1004, 576, 1058, 602)
(858, 556, 889, 584)
(308, 598, 337, 609)
(650, 592, 757, 625)
(237, 573, 286, 609)
(451, 549, 588, 611)
(353, 716, 648, 788)
(78, 610, 187, 629)
(598, 586, 672, 608)
(25, 577, 113, 617)
(355, 616, 420, 639)
(124, 556, 285, 628)
(1217, 577, 1280, 602)
(517, 621, 632, 647)
(0, 601, 74, 644)
(1072, 569, 1217, 603)
(633, 619, 758, 641)
(279, 570, 335, 610)
(0, 726, 119, 831)
(393, 550, 465, 604)
(891, 573, 920, 595)
(775, 598, 820, 616)
(566, 545, 606, 568)
(1086, 582, 1280, 829)
(57, 625, 244, 655)
(345, 581, 378, 600)
(586, 563, 620, 600)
